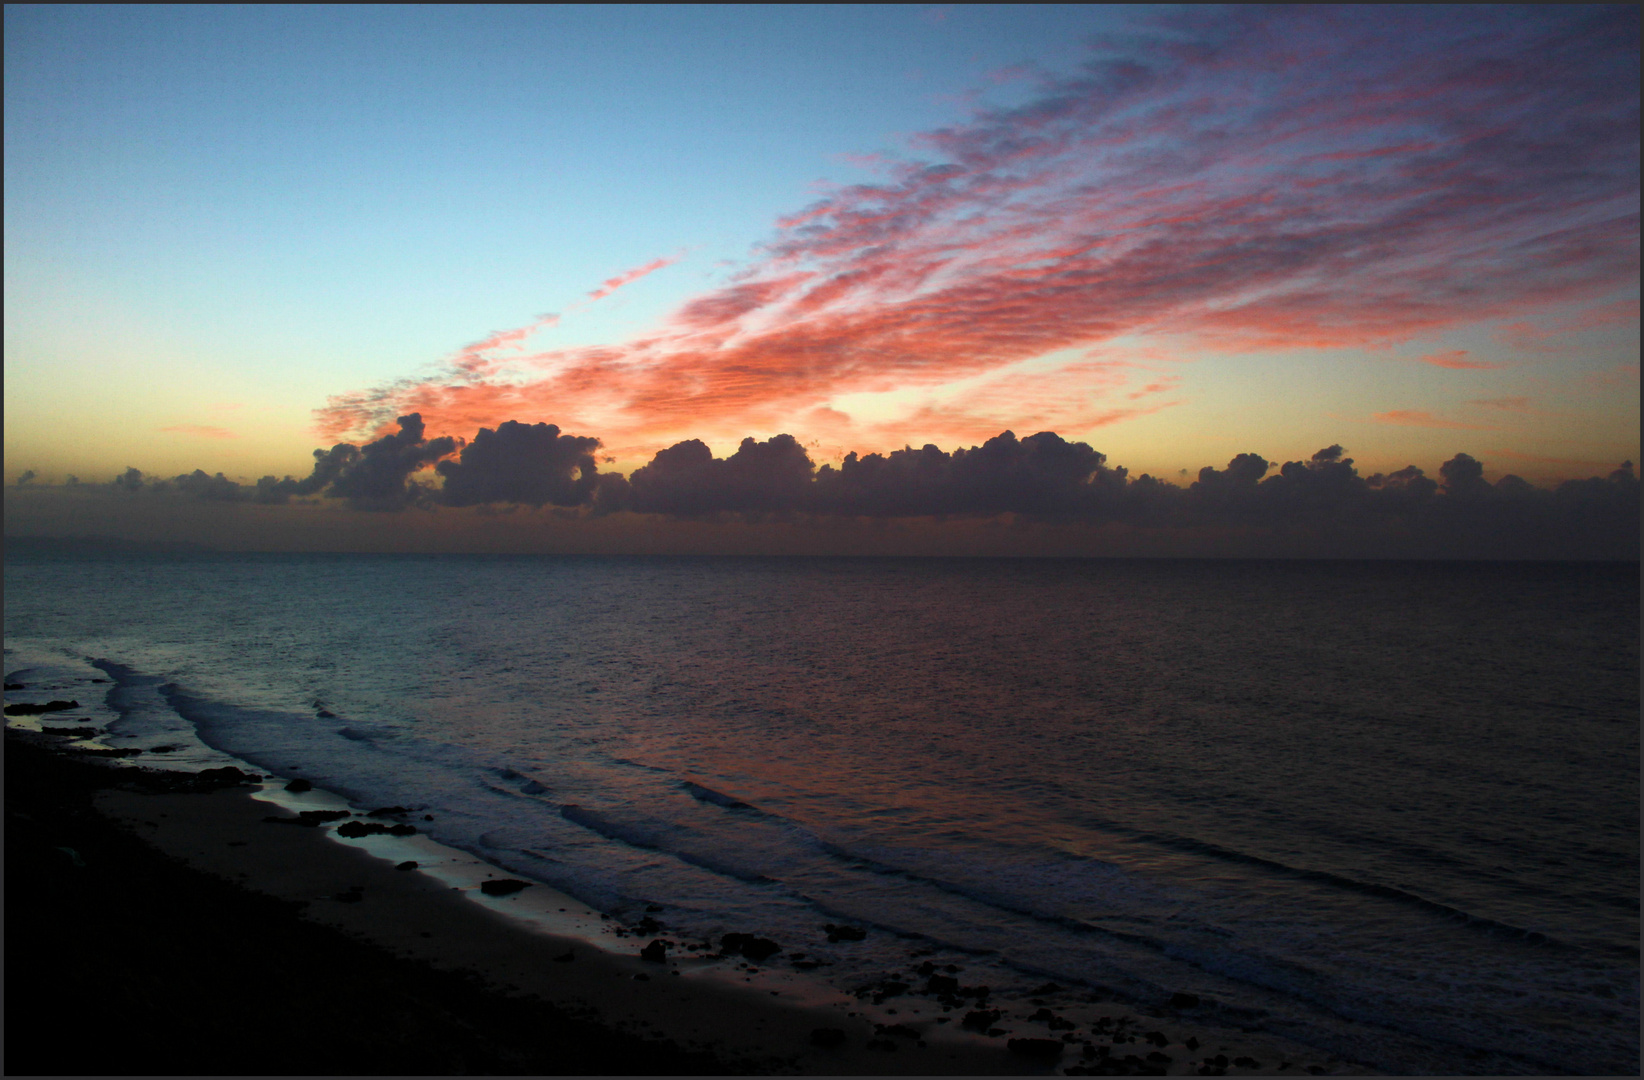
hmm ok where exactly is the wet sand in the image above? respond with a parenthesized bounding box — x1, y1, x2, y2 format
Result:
(5, 728, 1354, 1076)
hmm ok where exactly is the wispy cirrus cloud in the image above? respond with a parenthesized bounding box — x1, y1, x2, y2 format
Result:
(586, 254, 679, 301)
(317, 6, 1638, 457)
(1496, 297, 1640, 350)
(1371, 410, 1495, 430)
(160, 424, 239, 439)
(1416, 350, 1506, 370)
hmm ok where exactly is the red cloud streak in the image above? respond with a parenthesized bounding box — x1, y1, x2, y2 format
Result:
(317, 7, 1638, 456)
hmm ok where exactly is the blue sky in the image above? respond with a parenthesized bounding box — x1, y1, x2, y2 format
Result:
(7, 5, 1147, 473)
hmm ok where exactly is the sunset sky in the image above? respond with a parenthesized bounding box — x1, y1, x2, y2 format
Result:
(3, 5, 1638, 554)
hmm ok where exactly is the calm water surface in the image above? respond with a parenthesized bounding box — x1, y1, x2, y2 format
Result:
(5, 554, 1637, 1073)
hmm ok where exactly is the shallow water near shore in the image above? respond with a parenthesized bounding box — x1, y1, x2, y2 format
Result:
(5, 553, 1638, 1074)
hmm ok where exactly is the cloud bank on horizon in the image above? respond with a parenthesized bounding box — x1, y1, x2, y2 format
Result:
(315, 6, 1638, 460)
(39, 413, 1637, 561)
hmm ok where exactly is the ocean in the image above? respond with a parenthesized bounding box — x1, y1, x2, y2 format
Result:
(4, 552, 1637, 1074)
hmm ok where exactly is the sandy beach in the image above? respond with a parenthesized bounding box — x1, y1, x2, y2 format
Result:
(6, 726, 1357, 1076)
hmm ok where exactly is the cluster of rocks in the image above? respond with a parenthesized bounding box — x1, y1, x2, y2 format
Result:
(590, 912, 1305, 1074)
(854, 961, 991, 1014)
(119, 764, 261, 794)
(259, 805, 420, 838)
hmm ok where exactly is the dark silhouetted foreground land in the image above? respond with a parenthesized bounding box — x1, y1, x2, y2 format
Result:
(4, 732, 732, 1076)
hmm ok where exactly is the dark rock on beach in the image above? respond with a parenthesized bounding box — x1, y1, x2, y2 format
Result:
(394, 860, 418, 871)
(335, 819, 418, 838)
(639, 939, 669, 962)
(283, 778, 313, 793)
(264, 810, 351, 827)
(479, 878, 531, 897)
(854, 976, 910, 1005)
(1029, 1007, 1077, 1030)
(823, 922, 866, 942)
(195, 766, 259, 787)
(5, 699, 81, 715)
(962, 1008, 1002, 1031)
(1008, 1037, 1066, 1060)
(721, 932, 781, 962)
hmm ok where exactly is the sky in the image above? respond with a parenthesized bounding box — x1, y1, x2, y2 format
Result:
(3, 5, 1639, 556)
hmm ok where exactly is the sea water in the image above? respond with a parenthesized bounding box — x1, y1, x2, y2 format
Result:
(4, 553, 1637, 1073)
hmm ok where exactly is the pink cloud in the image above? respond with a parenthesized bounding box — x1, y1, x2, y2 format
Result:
(586, 254, 680, 301)
(1416, 350, 1505, 370)
(160, 425, 239, 439)
(1371, 410, 1494, 430)
(316, 8, 1637, 456)
(450, 313, 561, 379)
(1127, 377, 1183, 400)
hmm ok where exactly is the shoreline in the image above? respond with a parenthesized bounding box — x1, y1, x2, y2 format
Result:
(5, 725, 1356, 1076)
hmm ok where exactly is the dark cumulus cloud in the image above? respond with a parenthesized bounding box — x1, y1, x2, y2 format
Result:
(810, 431, 1126, 518)
(599, 434, 815, 515)
(435, 421, 601, 508)
(318, 413, 457, 510)
(65, 414, 1640, 558)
